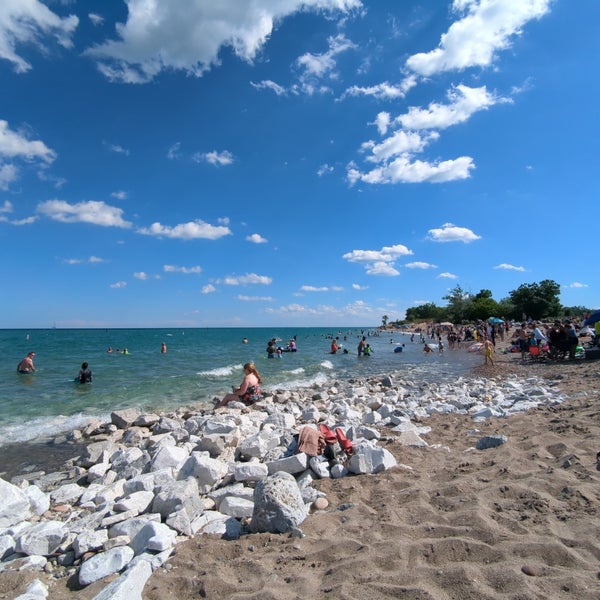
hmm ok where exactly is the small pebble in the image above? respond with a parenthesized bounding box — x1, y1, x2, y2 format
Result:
(521, 564, 544, 577)
(313, 497, 328, 510)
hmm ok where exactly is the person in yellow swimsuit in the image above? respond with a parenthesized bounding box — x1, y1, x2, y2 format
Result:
(484, 337, 495, 365)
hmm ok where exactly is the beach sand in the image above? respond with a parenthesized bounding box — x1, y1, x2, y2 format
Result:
(1, 353, 599, 599)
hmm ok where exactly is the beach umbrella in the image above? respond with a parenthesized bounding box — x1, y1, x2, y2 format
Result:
(584, 310, 600, 326)
(488, 317, 504, 324)
(439, 321, 454, 327)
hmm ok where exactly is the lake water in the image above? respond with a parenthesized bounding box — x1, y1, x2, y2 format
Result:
(1, 327, 481, 445)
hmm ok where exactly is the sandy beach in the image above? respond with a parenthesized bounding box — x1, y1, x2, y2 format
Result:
(1, 352, 599, 599)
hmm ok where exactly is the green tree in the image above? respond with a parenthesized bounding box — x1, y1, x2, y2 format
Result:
(381, 315, 388, 327)
(508, 279, 562, 320)
(467, 296, 501, 321)
(442, 285, 471, 324)
(405, 303, 444, 322)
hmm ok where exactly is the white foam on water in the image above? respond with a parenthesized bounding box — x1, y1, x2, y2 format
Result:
(0, 412, 110, 447)
(197, 364, 243, 377)
(320, 360, 334, 369)
(285, 367, 305, 375)
(271, 371, 329, 391)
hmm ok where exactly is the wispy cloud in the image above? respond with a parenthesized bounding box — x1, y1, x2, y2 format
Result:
(163, 265, 202, 274)
(493, 263, 525, 271)
(0, 2, 78, 73)
(237, 295, 275, 302)
(193, 150, 234, 166)
(568, 281, 588, 288)
(219, 273, 272, 285)
(405, 261, 437, 269)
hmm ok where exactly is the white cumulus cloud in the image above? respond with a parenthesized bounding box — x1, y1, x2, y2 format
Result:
(138, 219, 231, 240)
(428, 223, 481, 243)
(37, 200, 132, 228)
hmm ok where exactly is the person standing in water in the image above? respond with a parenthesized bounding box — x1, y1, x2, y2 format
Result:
(77, 362, 92, 383)
(17, 352, 36, 373)
(161, 342, 167, 353)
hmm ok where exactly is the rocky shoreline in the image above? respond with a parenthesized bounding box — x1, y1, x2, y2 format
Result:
(1, 353, 598, 599)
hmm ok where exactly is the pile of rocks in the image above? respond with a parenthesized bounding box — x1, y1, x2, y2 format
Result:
(0, 372, 565, 599)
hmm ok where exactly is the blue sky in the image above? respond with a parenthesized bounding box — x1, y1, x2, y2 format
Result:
(1, 0, 598, 328)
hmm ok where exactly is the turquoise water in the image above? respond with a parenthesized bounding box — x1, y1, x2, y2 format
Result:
(1, 327, 481, 445)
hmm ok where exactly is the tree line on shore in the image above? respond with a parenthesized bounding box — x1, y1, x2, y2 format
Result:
(381, 280, 593, 326)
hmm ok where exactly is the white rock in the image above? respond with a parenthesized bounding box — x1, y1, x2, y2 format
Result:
(234, 462, 269, 482)
(266, 453, 308, 475)
(114, 491, 155, 515)
(90, 558, 152, 600)
(87, 462, 110, 482)
(130, 521, 176, 555)
(0, 478, 31, 527)
(15, 521, 69, 556)
(308, 456, 330, 479)
(177, 452, 228, 493)
(0, 534, 15, 560)
(22, 486, 49, 516)
(219, 496, 254, 519)
(348, 444, 397, 475)
(250, 471, 308, 534)
(73, 529, 109, 558)
(149, 445, 189, 473)
(238, 430, 280, 459)
(14, 578, 48, 599)
(78, 546, 135, 586)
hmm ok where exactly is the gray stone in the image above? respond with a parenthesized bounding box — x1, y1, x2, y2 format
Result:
(0, 534, 15, 560)
(114, 491, 155, 515)
(73, 529, 109, 558)
(111, 409, 141, 429)
(152, 478, 204, 520)
(15, 521, 69, 556)
(476, 435, 508, 450)
(250, 471, 308, 533)
(78, 546, 135, 586)
(50, 483, 85, 505)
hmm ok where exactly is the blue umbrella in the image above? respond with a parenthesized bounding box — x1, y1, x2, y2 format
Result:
(584, 310, 600, 326)
(488, 317, 504, 324)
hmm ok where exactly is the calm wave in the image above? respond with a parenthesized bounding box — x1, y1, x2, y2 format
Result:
(0, 327, 481, 445)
